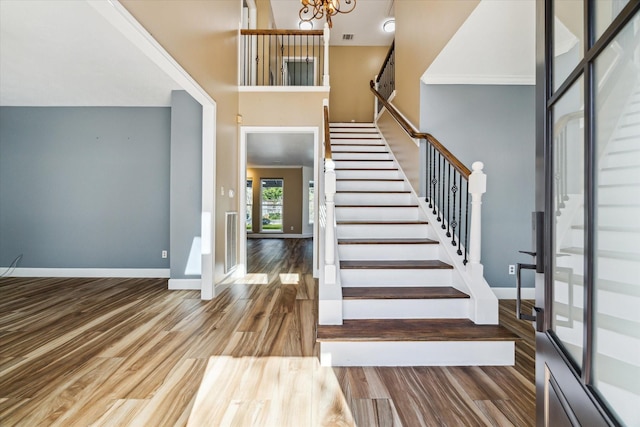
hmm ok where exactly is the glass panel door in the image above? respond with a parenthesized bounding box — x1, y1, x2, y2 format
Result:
(246, 179, 253, 231)
(552, 76, 585, 370)
(261, 179, 283, 232)
(593, 14, 640, 426)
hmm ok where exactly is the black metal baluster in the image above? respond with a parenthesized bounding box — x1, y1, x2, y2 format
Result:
(431, 147, 437, 215)
(444, 163, 451, 233)
(456, 175, 463, 255)
(451, 172, 458, 245)
(464, 186, 469, 265)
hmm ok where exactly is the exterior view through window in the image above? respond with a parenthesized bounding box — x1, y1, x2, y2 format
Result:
(261, 179, 283, 232)
(246, 179, 253, 231)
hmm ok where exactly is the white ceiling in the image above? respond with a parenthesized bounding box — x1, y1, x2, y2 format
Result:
(422, 0, 536, 85)
(0, 0, 181, 106)
(271, 0, 395, 46)
(247, 132, 315, 167)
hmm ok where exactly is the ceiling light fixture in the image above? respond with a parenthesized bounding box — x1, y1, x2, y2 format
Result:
(383, 19, 395, 33)
(299, 20, 313, 30)
(299, 0, 356, 29)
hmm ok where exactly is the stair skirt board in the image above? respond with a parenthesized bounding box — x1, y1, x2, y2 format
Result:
(319, 341, 515, 367)
(342, 298, 470, 319)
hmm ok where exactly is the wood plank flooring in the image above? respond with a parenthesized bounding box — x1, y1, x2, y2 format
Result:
(0, 239, 535, 426)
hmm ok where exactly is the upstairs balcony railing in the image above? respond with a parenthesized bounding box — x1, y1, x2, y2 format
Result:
(240, 27, 330, 87)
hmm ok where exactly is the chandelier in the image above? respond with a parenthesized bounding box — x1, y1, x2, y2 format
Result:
(299, 0, 357, 29)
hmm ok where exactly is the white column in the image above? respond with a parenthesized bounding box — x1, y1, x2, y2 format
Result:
(323, 23, 330, 86)
(324, 158, 336, 284)
(468, 161, 486, 270)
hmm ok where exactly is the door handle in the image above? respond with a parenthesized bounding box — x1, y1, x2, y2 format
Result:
(516, 261, 545, 332)
(516, 262, 537, 321)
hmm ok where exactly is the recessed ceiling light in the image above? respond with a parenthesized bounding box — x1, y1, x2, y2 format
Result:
(383, 19, 395, 33)
(299, 20, 313, 30)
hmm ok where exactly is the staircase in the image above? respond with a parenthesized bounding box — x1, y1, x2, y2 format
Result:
(317, 123, 518, 367)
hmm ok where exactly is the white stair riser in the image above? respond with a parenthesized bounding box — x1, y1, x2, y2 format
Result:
(333, 160, 397, 169)
(331, 133, 381, 139)
(612, 121, 640, 139)
(608, 136, 640, 152)
(336, 206, 421, 221)
(332, 145, 388, 152)
(340, 268, 452, 287)
(332, 152, 391, 161)
(335, 169, 401, 179)
(338, 243, 440, 260)
(335, 192, 413, 205)
(342, 299, 469, 320)
(337, 224, 434, 239)
(320, 341, 515, 366)
(597, 185, 640, 204)
(556, 254, 639, 284)
(597, 206, 640, 225)
(331, 138, 384, 145)
(336, 180, 407, 192)
(599, 167, 640, 185)
(570, 229, 640, 253)
(331, 123, 376, 128)
(603, 151, 640, 168)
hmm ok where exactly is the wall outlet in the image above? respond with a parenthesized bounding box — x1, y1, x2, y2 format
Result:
(508, 264, 516, 275)
(162, 250, 168, 259)
(290, 226, 294, 231)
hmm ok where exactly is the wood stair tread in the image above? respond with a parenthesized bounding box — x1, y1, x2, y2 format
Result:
(338, 238, 438, 245)
(317, 319, 518, 342)
(340, 260, 453, 270)
(336, 206, 417, 209)
(337, 220, 428, 225)
(342, 286, 469, 300)
(336, 190, 411, 193)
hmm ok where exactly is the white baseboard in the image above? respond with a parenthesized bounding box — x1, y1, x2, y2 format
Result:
(247, 233, 313, 239)
(168, 278, 201, 290)
(491, 287, 535, 300)
(4, 268, 170, 278)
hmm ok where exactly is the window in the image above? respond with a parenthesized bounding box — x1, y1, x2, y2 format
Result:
(246, 179, 253, 231)
(309, 181, 314, 224)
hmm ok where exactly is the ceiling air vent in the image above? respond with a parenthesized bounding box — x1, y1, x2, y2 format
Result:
(342, 34, 354, 41)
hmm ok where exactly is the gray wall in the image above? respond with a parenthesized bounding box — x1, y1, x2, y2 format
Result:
(170, 91, 202, 279)
(0, 106, 170, 269)
(420, 84, 535, 288)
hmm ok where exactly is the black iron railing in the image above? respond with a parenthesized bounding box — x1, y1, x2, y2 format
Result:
(240, 29, 325, 87)
(374, 41, 395, 113)
(370, 81, 472, 264)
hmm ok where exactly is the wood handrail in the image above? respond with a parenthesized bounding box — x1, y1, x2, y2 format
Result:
(241, 29, 324, 36)
(375, 41, 395, 83)
(369, 80, 471, 178)
(324, 105, 332, 160)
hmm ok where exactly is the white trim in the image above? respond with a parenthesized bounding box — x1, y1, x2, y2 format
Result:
(168, 278, 201, 290)
(248, 165, 307, 169)
(239, 86, 330, 93)
(247, 233, 313, 239)
(421, 74, 535, 86)
(491, 287, 536, 300)
(5, 268, 170, 278)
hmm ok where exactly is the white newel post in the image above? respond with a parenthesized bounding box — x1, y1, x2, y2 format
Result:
(468, 161, 486, 274)
(373, 76, 379, 117)
(324, 158, 336, 285)
(323, 23, 330, 86)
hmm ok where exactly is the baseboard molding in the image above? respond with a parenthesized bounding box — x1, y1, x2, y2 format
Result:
(168, 278, 201, 290)
(247, 233, 313, 239)
(491, 287, 535, 300)
(4, 268, 170, 278)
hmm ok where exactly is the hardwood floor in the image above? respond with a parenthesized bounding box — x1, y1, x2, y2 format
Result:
(0, 239, 535, 426)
